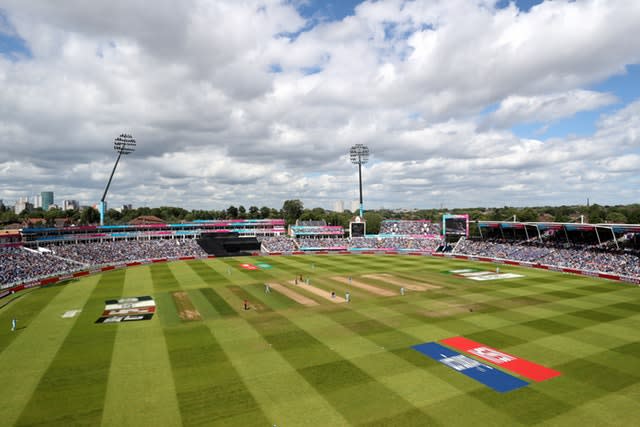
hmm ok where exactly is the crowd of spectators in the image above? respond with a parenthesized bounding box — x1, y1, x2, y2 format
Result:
(258, 236, 299, 252)
(7, 233, 639, 287)
(380, 220, 441, 235)
(455, 240, 551, 262)
(296, 220, 327, 226)
(349, 237, 441, 251)
(297, 237, 350, 249)
(50, 238, 206, 266)
(259, 236, 442, 252)
(1, 247, 84, 287)
(289, 226, 344, 237)
(455, 239, 640, 277)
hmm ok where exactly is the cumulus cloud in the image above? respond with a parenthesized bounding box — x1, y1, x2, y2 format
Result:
(0, 0, 640, 210)
(483, 90, 618, 129)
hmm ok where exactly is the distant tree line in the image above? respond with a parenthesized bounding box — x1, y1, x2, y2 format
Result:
(2, 200, 640, 234)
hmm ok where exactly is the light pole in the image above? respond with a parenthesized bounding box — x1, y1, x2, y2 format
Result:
(349, 144, 369, 218)
(99, 133, 136, 226)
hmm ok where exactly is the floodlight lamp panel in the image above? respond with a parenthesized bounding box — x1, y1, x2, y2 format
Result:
(113, 133, 137, 155)
(349, 144, 369, 164)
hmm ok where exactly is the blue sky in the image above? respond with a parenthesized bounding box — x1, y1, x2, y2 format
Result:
(0, 10, 30, 60)
(1, 1, 639, 210)
(511, 65, 640, 140)
(290, 0, 640, 142)
(295, 0, 546, 20)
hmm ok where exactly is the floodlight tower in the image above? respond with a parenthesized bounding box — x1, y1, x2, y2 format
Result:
(99, 133, 136, 226)
(349, 144, 369, 218)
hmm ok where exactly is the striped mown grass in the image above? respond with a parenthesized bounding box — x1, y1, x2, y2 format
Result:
(0, 255, 638, 426)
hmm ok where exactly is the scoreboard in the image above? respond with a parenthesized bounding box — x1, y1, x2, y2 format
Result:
(443, 214, 469, 237)
(350, 221, 366, 238)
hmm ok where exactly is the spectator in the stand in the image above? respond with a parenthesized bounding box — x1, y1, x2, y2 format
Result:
(455, 239, 640, 278)
(297, 237, 349, 250)
(50, 239, 206, 266)
(0, 247, 84, 286)
(380, 220, 441, 235)
(0, 239, 208, 287)
(349, 237, 441, 251)
(258, 236, 298, 252)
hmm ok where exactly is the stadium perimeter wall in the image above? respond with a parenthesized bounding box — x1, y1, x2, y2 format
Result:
(2, 251, 638, 301)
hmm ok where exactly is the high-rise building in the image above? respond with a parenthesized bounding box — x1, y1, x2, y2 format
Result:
(33, 194, 42, 209)
(41, 191, 54, 210)
(114, 204, 132, 213)
(15, 197, 33, 214)
(333, 200, 344, 213)
(62, 200, 80, 211)
(351, 200, 360, 213)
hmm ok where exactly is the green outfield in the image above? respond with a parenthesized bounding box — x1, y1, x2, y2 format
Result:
(0, 255, 638, 426)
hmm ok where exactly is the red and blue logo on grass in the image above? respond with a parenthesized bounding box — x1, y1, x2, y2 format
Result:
(412, 337, 561, 392)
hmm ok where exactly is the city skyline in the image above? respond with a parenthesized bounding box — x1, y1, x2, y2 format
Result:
(1, 1, 639, 210)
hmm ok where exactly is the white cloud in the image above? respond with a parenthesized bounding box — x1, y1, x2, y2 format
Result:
(0, 0, 639, 210)
(484, 90, 618, 128)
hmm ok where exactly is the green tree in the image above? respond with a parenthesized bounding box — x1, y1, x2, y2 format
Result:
(226, 205, 238, 219)
(518, 208, 538, 223)
(0, 210, 18, 225)
(606, 212, 627, 224)
(260, 206, 271, 219)
(588, 204, 604, 223)
(106, 209, 123, 223)
(282, 199, 304, 225)
(248, 206, 259, 219)
(363, 211, 382, 234)
(80, 207, 100, 225)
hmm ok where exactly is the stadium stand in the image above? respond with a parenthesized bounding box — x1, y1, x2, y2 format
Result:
(1, 246, 84, 286)
(4, 218, 640, 289)
(349, 237, 441, 251)
(297, 237, 349, 250)
(196, 232, 260, 257)
(455, 239, 640, 277)
(49, 239, 206, 266)
(380, 219, 441, 235)
(258, 236, 299, 252)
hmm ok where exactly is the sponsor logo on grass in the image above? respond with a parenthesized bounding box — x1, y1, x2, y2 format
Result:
(412, 342, 529, 392)
(240, 263, 258, 270)
(61, 309, 82, 318)
(256, 263, 272, 269)
(105, 296, 153, 305)
(97, 296, 155, 324)
(102, 306, 156, 317)
(468, 347, 516, 364)
(450, 270, 525, 281)
(467, 273, 524, 281)
(440, 354, 483, 371)
(95, 314, 154, 324)
(104, 300, 156, 310)
(460, 271, 492, 277)
(440, 336, 561, 382)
